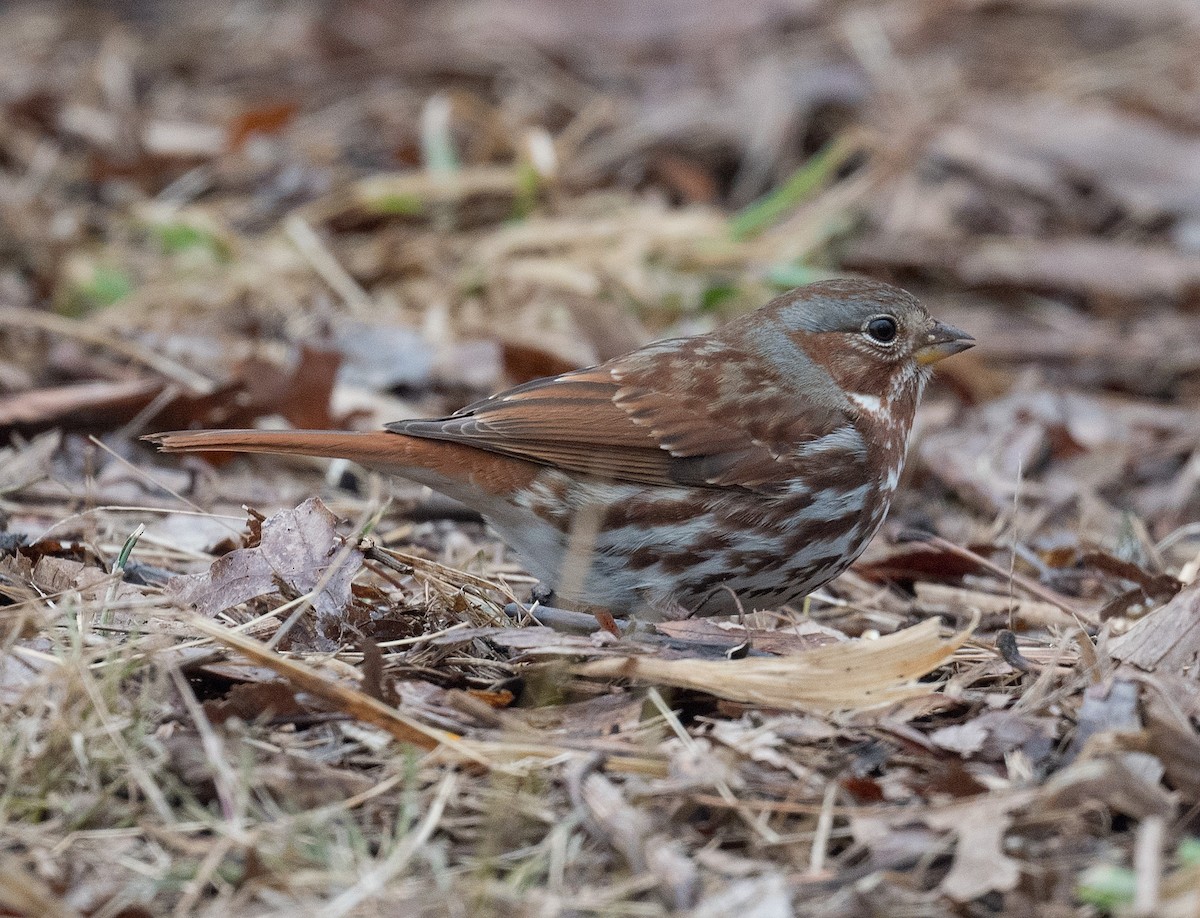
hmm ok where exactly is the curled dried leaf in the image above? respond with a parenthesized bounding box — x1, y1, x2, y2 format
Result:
(575, 617, 973, 711)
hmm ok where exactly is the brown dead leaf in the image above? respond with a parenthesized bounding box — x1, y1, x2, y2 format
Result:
(228, 100, 299, 150)
(924, 792, 1034, 902)
(1141, 703, 1200, 804)
(1108, 580, 1200, 674)
(854, 544, 982, 586)
(1039, 755, 1172, 820)
(575, 617, 973, 711)
(930, 710, 1056, 763)
(0, 377, 164, 433)
(0, 553, 36, 605)
(851, 790, 1035, 901)
(500, 339, 582, 385)
(275, 346, 344, 430)
(166, 498, 363, 627)
(203, 680, 310, 725)
(31, 556, 113, 600)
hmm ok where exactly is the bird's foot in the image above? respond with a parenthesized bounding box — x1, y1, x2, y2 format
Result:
(530, 582, 556, 606)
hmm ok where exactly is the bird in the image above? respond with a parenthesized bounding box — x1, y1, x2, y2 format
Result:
(149, 279, 973, 620)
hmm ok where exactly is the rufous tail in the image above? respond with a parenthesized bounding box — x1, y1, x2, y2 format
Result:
(149, 429, 420, 466)
(145, 429, 539, 497)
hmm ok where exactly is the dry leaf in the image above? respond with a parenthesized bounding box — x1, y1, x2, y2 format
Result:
(924, 792, 1033, 902)
(575, 617, 972, 711)
(31, 556, 112, 600)
(1109, 580, 1200, 675)
(0, 378, 164, 432)
(166, 498, 363, 627)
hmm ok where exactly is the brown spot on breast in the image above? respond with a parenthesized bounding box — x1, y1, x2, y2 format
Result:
(601, 492, 702, 530)
(625, 546, 661, 570)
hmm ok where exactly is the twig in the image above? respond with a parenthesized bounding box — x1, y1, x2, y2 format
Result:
(183, 614, 478, 758)
(0, 307, 215, 395)
(807, 781, 839, 876)
(365, 542, 520, 605)
(1133, 815, 1164, 916)
(284, 214, 373, 315)
(923, 536, 1098, 625)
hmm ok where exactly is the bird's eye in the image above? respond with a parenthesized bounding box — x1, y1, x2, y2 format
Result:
(865, 316, 898, 344)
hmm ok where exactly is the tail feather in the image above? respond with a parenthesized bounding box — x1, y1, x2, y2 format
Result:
(145, 428, 540, 497)
(148, 429, 406, 464)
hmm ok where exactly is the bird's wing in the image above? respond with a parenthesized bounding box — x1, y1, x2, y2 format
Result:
(388, 337, 854, 492)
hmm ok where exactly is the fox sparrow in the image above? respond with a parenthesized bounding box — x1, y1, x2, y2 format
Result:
(151, 279, 972, 618)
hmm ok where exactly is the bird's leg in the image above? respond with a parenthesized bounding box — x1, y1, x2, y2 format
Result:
(549, 593, 622, 637)
(511, 587, 625, 637)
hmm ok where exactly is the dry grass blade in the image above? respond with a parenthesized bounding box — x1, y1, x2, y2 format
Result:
(924, 537, 1098, 624)
(0, 856, 82, 918)
(576, 617, 973, 711)
(182, 615, 482, 759)
(915, 582, 1078, 628)
(324, 771, 458, 918)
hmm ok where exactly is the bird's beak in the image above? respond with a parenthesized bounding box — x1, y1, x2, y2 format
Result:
(915, 321, 975, 365)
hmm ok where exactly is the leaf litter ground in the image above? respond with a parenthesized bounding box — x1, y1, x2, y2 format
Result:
(3, 1, 1200, 915)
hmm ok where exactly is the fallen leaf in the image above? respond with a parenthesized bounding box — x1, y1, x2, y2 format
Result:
(931, 710, 1056, 763)
(31, 556, 111, 599)
(575, 617, 973, 711)
(1109, 580, 1200, 674)
(203, 680, 310, 725)
(924, 792, 1032, 902)
(0, 378, 164, 433)
(1039, 756, 1171, 820)
(166, 499, 363, 629)
(227, 100, 299, 150)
